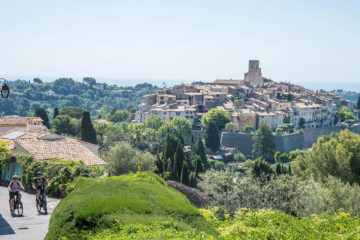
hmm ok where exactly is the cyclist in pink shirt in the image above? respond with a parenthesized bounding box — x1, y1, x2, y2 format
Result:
(8, 175, 25, 212)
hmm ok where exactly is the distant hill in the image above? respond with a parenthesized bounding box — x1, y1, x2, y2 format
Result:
(1, 78, 159, 117)
(331, 89, 360, 102)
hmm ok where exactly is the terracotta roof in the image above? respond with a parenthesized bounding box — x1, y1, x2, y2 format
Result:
(15, 138, 105, 165)
(0, 130, 105, 166)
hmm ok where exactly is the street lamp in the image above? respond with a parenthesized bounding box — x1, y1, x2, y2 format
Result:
(0, 78, 10, 98)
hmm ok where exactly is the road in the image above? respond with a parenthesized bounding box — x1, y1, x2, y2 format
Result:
(0, 186, 59, 240)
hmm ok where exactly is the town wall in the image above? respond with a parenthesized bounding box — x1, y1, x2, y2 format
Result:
(221, 125, 360, 155)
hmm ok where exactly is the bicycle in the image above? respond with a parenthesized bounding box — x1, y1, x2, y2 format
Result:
(36, 191, 47, 214)
(11, 193, 23, 216)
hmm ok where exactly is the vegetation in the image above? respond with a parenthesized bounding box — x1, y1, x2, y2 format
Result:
(60, 107, 86, 119)
(45, 172, 217, 240)
(292, 129, 360, 184)
(1, 79, 158, 117)
(201, 209, 360, 240)
(205, 121, 220, 152)
(225, 122, 236, 132)
(34, 106, 51, 128)
(201, 108, 231, 130)
(104, 142, 155, 176)
(80, 111, 97, 144)
(337, 106, 356, 124)
(252, 123, 275, 161)
(0, 145, 103, 197)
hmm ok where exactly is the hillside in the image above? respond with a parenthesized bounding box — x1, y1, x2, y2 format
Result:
(45, 172, 217, 240)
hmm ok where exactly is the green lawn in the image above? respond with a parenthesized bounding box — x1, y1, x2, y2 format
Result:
(45, 172, 217, 240)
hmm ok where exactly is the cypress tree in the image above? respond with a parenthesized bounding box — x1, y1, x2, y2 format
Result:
(180, 161, 190, 186)
(154, 154, 163, 175)
(53, 107, 59, 119)
(34, 107, 51, 128)
(174, 144, 185, 181)
(204, 121, 220, 152)
(195, 155, 204, 176)
(195, 137, 209, 170)
(80, 111, 97, 144)
(189, 172, 197, 188)
(357, 95, 360, 110)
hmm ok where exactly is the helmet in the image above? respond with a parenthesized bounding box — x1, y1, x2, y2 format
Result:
(12, 175, 18, 180)
(37, 172, 42, 176)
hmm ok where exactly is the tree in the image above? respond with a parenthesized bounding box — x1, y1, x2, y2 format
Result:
(180, 161, 190, 186)
(83, 77, 96, 88)
(337, 106, 355, 123)
(80, 111, 97, 144)
(52, 115, 79, 136)
(299, 118, 305, 128)
(189, 172, 197, 188)
(105, 142, 155, 176)
(174, 144, 185, 180)
(194, 137, 209, 170)
(107, 110, 130, 123)
(34, 107, 50, 128)
(143, 115, 164, 130)
(53, 108, 59, 119)
(195, 155, 204, 176)
(168, 117, 192, 139)
(292, 129, 360, 184)
(204, 121, 220, 152)
(201, 108, 231, 130)
(252, 123, 275, 160)
(252, 158, 274, 179)
(33, 78, 43, 84)
(225, 122, 237, 132)
(59, 107, 86, 119)
(357, 95, 360, 110)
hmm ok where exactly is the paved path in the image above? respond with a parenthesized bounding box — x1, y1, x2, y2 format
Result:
(0, 186, 59, 240)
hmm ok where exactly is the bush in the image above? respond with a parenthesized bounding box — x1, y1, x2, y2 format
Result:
(16, 154, 104, 198)
(46, 172, 217, 240)
(104, 142, 156, 176)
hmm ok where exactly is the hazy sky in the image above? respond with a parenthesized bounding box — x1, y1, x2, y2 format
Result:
(1, 0, 359, 87)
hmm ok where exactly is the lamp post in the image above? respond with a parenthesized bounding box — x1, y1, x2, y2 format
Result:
(0, 78, 10, 98)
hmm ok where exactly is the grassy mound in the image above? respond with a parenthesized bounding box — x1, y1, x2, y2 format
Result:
(45, 172, 217, 240)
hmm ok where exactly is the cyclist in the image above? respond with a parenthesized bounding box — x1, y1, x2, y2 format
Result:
(33, 172, 47, 203)
(8, 175, 25, 213)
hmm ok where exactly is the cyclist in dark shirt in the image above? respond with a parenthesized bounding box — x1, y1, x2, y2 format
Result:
(32, 172, 47, 203)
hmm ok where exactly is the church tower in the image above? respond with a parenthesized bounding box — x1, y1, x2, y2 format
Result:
(244, 60, 264, 87)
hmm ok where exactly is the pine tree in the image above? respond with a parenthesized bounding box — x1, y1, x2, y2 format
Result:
(53, 108, 59, 119)
(180, 161, 190, 186)
(34, 107, 51, 128)
(195, 155, 204, 176)
(204, 121, 220, 152)
(174, 144, 185, 181)
(195, 137, 209, 170)
(80, 111, 97, 144)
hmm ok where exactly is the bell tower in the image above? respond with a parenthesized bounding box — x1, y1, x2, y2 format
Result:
(244, 60, 264, 87)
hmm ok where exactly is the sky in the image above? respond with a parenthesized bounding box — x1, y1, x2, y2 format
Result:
(0, 0, 359, 89)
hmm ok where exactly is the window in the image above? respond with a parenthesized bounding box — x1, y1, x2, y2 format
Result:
(160, 96, 164, 100)
(176, 112, 180, 115)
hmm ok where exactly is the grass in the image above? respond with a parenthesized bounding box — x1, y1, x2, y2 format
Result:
(45, 172, 217, 240)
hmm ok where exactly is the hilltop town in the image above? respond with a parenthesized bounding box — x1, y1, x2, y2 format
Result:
(136, 60, 356, 132)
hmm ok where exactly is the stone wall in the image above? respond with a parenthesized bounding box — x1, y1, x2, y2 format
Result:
(221, 125, 360, 155)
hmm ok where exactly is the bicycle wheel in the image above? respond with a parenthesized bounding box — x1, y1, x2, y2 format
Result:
(43, 197, 48, 214)
(17, 201, 23, 216)
(36, 199, 41, 213)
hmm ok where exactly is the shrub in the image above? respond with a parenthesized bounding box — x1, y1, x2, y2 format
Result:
(104, 142, 156, 176)
(46, 172, 217, 240)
